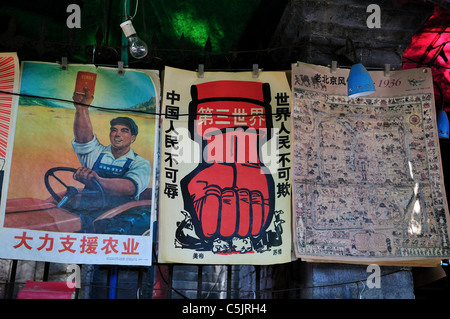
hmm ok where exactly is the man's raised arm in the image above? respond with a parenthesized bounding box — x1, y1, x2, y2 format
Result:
(73, 87, 94, 143)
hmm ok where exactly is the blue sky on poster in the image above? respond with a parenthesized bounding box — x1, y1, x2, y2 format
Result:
(19, 61, 156, 110)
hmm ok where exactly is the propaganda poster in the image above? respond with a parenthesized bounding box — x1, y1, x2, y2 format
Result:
(158, 66, 292, 264)
(0, 61, 159, 266)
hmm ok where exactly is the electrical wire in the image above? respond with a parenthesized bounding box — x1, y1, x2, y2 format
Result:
(124, 0, 140, 20)
(0, 90, 156, 116)
(0, 90, 282, 119)
(148, 241, 412, 299)
(0, 262, 413, 299)
(152, 246, 189, 299)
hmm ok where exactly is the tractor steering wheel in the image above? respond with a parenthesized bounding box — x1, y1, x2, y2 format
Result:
(44, 167, 106, 209)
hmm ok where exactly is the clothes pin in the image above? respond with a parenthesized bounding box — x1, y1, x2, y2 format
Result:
(118, 61, 125, 75)
(252, 64, 259, 78)
(197, 64, 204, 78)
(384, 64, 390, 77)
(61, 57, 68, 70)
(330, 61, 337, 74)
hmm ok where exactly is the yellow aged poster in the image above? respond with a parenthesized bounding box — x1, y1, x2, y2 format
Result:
(292, 62, 450, 263)
(158, 66, 292, 264)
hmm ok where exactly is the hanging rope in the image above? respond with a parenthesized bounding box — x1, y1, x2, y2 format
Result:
(124, 0, 140, 20)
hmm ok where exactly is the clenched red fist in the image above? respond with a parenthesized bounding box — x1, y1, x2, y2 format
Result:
(182, 161, 274, 239)
(181, 80, 274, 241)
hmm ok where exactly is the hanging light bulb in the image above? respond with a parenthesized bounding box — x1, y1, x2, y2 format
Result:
(120, 19, 148, 59)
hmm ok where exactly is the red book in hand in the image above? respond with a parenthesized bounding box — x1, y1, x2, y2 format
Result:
(74, 71, 97, 95)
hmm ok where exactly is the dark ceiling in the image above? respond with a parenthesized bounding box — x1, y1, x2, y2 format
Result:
(0, 0, 450, 76)
(0, 0, 289, 70)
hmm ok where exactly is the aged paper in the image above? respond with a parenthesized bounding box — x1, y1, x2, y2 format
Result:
(0, 61, 159, 266)
(158, 66, 291, 264)
(292, 62, 450, 262)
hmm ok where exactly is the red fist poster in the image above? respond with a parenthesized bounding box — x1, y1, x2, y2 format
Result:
(158, 67, 292, 264)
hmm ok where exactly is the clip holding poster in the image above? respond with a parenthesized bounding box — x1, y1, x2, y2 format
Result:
(330, 61, 337, 74)
(252, 64, 259, 78)
(61, 57, 68, 70)
(118, 61, 125, 75)
(384, 64, 391, 77)
(197, 64, 204, 78)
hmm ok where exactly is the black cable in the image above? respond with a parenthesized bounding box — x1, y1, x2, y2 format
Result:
(151, 246, 190, 299)
(0, 90, 159, 116)
(0, 90, 280, 118)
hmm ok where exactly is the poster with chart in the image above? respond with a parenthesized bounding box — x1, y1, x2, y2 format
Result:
(158, 66, 292, 264)
(0, 61, 159, 266)
(292, 62, 450, 263)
